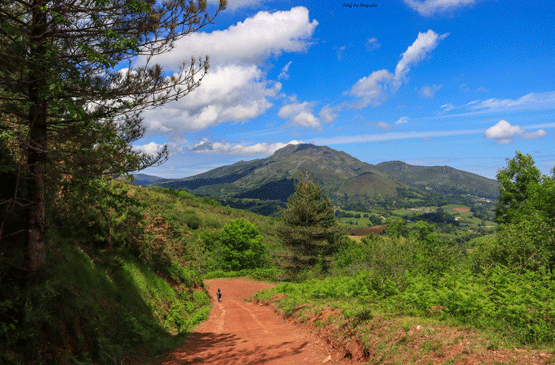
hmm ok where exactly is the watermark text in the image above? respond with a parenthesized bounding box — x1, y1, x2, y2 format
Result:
(343, 3, 378, 8)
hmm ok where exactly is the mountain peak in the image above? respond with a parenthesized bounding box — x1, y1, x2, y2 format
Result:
(273, 143, 319, 156)
(292, 143, 320, 153)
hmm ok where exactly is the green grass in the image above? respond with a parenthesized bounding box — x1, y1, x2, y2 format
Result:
(0, 238, 212, 365)
(441, 204, 471, 211)
(252, 267, 555, 347)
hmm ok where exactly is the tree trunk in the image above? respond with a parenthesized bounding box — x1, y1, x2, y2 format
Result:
(25, 0, 48, 274)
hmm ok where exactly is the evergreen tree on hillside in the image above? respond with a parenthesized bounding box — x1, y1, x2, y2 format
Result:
(0, 0, 226, 275)
(278, 172, 344, 272)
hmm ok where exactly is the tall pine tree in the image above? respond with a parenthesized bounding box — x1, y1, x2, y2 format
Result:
(278, 172, 344, 272)
(0, 0, 226, 275)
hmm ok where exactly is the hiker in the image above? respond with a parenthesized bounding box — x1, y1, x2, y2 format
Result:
(217, 288, 222, 302)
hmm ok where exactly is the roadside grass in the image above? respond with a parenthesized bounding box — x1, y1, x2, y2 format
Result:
(251, 269, 555, 363)
(203, 267, 284, 282)
(0, 238, 211, 365)
(252, 291, 540, 364)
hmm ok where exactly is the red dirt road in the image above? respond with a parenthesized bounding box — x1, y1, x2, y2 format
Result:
(151, 278, 352, 365)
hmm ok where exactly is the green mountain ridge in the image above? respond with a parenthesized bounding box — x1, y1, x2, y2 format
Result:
(372, 160, 500, 199)
(141, 144, 499, 209)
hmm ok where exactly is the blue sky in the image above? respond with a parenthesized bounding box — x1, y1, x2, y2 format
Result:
(133, 0, 555, 180)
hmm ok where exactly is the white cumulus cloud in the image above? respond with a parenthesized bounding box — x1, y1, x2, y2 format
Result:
(395, 116, 409, 124)
(133, 142, 165, 156)
(348, 69, 395, 108)
(348, 30, 447, 108)
(485, 120, 524, 144)
(394, 30, 449, 86)
(522, 129, 547, 140)
(143, 7, 318, 69)
(319, 104, 340, 124)
(278, 96, 336, 130)
(191, 140, 301, 156)
(142, 64, 281, 132)
(403, 0, 475, 16)
(419, 84, 443, 98)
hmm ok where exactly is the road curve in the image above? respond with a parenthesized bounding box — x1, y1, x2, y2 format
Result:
(150, 278, 353, 365)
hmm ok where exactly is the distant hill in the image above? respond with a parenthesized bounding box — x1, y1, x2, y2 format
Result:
(234, 178, 297, 202)
(337, 172, 404, 198)
(372, 161, 499, 199)
(151, 144, 416, 203)
(131, 173, 170, 186)
(143, 144, 499, 211)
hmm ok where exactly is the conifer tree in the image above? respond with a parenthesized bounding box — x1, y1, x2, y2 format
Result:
(278, 172, 344, 272)
(0, 0, 226, 275)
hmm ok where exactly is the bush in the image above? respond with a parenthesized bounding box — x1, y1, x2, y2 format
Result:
(203, 267, 281, 281)
(218, 219, 267, 271)
(184, 213, 201, 230)
(177, 189, 196, 199)
(204, 215, 224, 229)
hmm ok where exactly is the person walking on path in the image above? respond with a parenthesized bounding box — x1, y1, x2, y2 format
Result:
(216, 288, 222, 302)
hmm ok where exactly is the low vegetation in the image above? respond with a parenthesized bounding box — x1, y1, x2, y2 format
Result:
(2, 148, 554, 364)
(251, 151, 555, 362)
(0, 178, 285, 364)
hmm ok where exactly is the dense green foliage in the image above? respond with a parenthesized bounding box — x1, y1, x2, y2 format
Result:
(495, 151, 544, 223)
(218, 219, 267, 271)
(486, 152, 555, 273)
(334, 222, 461, 283)
(0, 181, 216, 364)
(253, 265, 555, 345)
(203, 267, 280, 281)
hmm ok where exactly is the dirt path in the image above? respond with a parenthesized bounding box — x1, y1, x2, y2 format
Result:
(150, 278, 353, 365)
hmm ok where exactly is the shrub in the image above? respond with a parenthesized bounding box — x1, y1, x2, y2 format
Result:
(204, 215, 224, 229)
(184, 213, 201, 230)
(218, 219, 267, 271)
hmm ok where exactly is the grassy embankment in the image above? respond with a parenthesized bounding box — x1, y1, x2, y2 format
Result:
(252, 231, 555, 364)
(0, 180, 284, 365)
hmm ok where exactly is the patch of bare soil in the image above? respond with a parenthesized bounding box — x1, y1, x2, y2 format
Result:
(148, 278, 358, 365)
